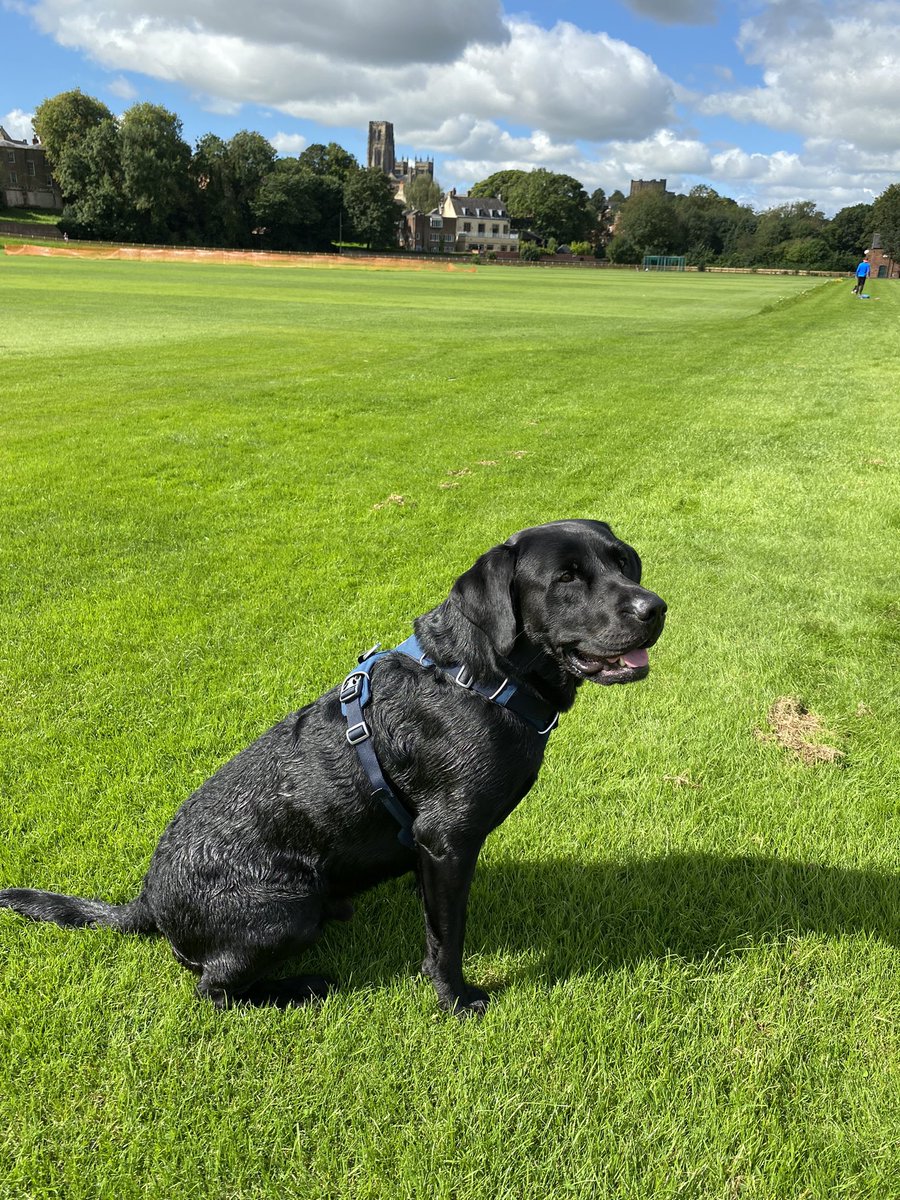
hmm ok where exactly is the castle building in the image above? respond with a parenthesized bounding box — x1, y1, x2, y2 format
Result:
(629, 178, 675, 199)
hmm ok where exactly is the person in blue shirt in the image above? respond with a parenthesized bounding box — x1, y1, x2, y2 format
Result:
(852, 254, 870, 294)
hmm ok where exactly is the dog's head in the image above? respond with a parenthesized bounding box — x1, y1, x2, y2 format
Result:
(451, 519, 666, 685)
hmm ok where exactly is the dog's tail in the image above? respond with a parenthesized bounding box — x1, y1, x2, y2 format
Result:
(0, 887, 157, 934)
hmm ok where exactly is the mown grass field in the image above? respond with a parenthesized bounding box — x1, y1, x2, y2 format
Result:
(1, 255, 898, 1199)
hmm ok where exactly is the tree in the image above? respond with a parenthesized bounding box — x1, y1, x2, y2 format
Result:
(586, 187, 609, 245)
(403, 174, 441, 213)
(605, 233, 640, 264)
(57, 118, 127, 240)
(674, 186, 755, 265)
(587, 187, 607, 220)
(298, 142, 358, 182)
(470, 167, 592, 242)
(777, 236, 835, 270)
(745, 200, 827, 266)
(226, 131, 277, 246)
(520, 170, 593, 243)
(252, 159, 325, 250)
(614, 189, 685, 258)
(826, 202, 873, 268)
(343, 168, 400, 249)
(872, 183, 900, 269)
(469, 170, 528, 206)
(119, 103, 191, 241)
(190, 133, 238, 246)
(32, 90, 114, 201)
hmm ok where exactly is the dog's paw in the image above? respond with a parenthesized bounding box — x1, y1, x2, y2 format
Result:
(421, 960, 491, 1018)
(442, 986, 490, 1020)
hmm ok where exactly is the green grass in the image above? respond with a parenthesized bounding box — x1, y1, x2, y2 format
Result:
(0, 206, 61, 225)
(1, 257, 898, 1199)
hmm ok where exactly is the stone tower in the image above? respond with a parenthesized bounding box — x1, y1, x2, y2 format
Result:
(367, 121, 395, 175)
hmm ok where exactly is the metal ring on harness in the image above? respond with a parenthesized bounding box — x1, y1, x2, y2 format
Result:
(454, 664, 475, 689)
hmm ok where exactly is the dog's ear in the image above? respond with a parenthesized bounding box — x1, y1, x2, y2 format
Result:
(622, 542, 642, 583)
(450, 544, 518, 655)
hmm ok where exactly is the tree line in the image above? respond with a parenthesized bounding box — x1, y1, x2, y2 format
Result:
(469, 168, 900, 273)
(34, 90, 399, 250)
(604, 185, 900, 273)
(33, 89, 900, 269)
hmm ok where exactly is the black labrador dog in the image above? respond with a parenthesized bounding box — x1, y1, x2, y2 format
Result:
(1, 520, 665, 1016)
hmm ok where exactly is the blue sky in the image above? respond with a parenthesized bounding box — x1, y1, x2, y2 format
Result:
(4, 0, 900, 214)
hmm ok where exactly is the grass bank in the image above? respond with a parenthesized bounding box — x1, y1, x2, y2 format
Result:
(1, 258, 898, 1198)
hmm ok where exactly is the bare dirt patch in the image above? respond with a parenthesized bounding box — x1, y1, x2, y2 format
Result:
(756, 696, 844, 765)
(372, 493, 406, 511)
(5, 243, 476, 272)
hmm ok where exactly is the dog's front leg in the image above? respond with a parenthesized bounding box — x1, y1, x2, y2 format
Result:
(415, 837, 489, 1017)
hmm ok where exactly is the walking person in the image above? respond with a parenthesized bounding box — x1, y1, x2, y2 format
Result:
(852, 253, 870, 295)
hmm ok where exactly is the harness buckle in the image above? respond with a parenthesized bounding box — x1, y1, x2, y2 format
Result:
(538, 712, 560, 736)
(454, 664, 475, 690)
(340, 673, 364, 704)
(346, 720, 370, 745)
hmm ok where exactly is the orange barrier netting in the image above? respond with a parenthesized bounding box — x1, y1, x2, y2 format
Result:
(4, 242, 477, 272)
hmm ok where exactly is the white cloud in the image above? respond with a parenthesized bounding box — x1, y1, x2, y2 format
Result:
(108, 75, 138, 100)
(271, 131, 308, 155)
(442, 129, 712, 199)
(707, 141, 900, 213)
(596, 130, 711, 178)
(700, 0, 900, 152)
(1, 108, 35, 141)
(25, 3, 675, 145)
(33, 0, 508, 68)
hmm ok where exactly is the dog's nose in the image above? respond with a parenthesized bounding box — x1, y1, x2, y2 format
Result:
(626, 591, 667, 626)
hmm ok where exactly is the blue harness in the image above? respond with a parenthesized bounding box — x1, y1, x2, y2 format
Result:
(339, 634, 559, 848)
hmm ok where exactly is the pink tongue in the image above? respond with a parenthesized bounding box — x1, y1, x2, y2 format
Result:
(620, 648, 649, 669)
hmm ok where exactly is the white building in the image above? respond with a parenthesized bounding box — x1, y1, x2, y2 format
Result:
(440, 192, 518, 254)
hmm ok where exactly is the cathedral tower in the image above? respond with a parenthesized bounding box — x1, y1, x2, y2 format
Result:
(367, 121, 395, 175)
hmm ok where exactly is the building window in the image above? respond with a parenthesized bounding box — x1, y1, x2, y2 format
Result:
(492, 225, 499, 235)
(478, 223, 485, 234)
(463, 221, 471, 232)
(27, 160, 36, 176)
(429, 217, 442, 228)
(6, 151, 15, 164)
(8, 171, 17, 184)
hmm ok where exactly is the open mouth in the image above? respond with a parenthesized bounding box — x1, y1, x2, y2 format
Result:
(565, 646, 650, 685)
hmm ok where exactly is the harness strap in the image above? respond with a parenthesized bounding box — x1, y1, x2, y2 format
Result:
(393, 635, 560, 735)
(339, 634, 559, 848)
(339, 652, 415, 848)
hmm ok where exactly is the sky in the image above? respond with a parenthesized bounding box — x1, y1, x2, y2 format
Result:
(3, 0, 900, 216)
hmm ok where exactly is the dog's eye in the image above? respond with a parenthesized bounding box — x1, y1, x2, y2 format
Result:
(556, 564, 580, 584)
